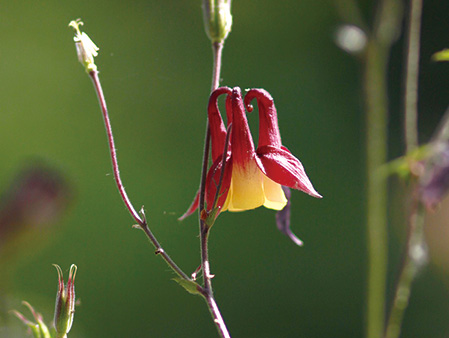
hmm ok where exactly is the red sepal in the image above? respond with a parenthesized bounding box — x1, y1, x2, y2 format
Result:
(256, 145, 322, 198)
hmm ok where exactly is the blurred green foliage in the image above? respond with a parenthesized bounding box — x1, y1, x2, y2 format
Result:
(1, 1, 449, 337)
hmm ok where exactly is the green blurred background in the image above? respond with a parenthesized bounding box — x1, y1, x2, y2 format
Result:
(1, 1, 449, 337)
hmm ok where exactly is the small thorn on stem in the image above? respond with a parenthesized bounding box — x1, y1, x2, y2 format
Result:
(155, 248, 164, 255)
(191, 265, 202, 280)
(139, 206, 147, 223)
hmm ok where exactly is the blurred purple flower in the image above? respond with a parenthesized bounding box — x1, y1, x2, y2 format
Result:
(0, 163, 71, 248)
(420, 143, 449, 209)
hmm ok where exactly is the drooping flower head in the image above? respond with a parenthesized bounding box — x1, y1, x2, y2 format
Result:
(181, 86, 321, 221)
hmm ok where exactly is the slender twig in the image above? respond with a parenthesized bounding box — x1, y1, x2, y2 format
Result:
(88, 70, 190, 282)
(89, 71, 142, 225)
(404, 0, 423, 153)
(210, 42, 224, 92)
(385, 1, 425, 337)
(197, 40, 231, 338)
(199, 41, 224, 211)
(385, 198, 426, 338)
(364, 0, 401, 337)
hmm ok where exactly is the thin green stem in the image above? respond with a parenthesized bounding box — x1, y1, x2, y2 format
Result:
(364, 0, 401, 336)
(211, 42, 224, 92)
(404, 0, 423, 153)
(385, 1, 424, 337)
(385, 201, 426, 338)
(364, 40, 389, 338)
(199, 42, 223, 213)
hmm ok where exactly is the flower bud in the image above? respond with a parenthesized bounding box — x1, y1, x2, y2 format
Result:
(11, 301, 51, 338)
(68, 19, 99, 73)
(53, 264, 77, 338)
(202, 0, 232, 43)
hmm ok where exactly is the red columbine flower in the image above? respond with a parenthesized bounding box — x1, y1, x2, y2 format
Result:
(181, 86, 321, 220)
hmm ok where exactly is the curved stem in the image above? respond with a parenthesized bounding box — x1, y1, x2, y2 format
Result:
(89, 71, 142, 225)
(89, 70, 190, 282)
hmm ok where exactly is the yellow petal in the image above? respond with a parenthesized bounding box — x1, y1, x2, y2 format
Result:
(262, 175, 287, 210)
(221, 160, 287, 213)
(227, 160, 265, 211)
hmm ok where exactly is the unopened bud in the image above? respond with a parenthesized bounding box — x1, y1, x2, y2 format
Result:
(53, 264, 77, 338)
(202, 0, 232, 43)
(11, 301, 51, 338)
(69, 19, 99, 73)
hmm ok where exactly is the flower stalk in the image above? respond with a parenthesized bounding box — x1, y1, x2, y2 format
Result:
(88, 70, 191, 282)
(364, 0, 401, 336)
(385, 200, 426, 338)
(403, 0, 422, 154)
(69, 20, 192, 284)
(364, 41, 389, 338)
(196, 2, 232, 337)
(386, 1, 427, 337)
